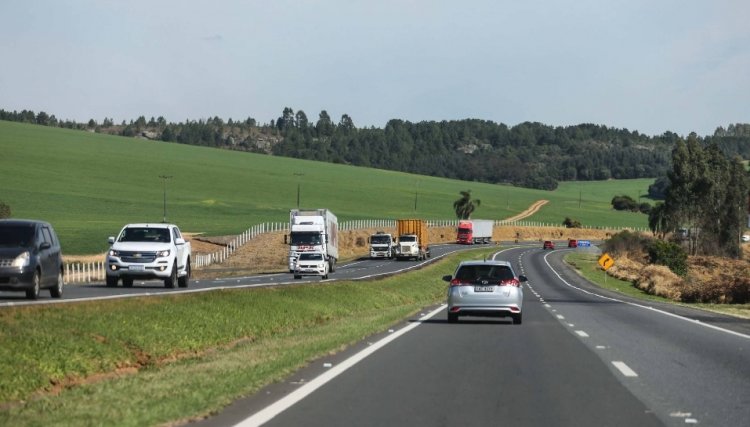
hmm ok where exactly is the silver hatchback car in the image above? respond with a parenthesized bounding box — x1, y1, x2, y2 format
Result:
(442, 260, 526, 324)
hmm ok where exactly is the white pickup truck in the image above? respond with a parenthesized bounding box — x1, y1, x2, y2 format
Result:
(105, 223, 191, 288)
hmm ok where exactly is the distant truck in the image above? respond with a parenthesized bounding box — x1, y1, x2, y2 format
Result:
(456, 219, 493, 245)
(395, 219, 430, 260)
(369, 231, 396, 259)
(106, 223, 191, 288)
(287, 209, 338, 273)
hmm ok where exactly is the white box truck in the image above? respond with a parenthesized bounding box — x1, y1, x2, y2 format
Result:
(287, 209, 338, 273)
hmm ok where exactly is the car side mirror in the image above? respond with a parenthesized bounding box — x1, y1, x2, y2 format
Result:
(442, 275, 452, 282)
(175, 237, 185, 245)
(284, 235, 288, 244)
(108, 236, 115, 244)
(519, 275, 528, 282)
(40, 242, 51, 250)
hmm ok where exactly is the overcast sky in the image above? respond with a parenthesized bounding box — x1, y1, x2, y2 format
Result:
(1, 0, 748, 136)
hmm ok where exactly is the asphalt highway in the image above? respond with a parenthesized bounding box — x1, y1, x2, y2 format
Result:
(4, 243, 749, 427)
(195, 245, 750, 427)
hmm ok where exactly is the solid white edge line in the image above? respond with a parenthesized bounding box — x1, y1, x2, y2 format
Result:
(542, 252, 750, 341)
(234, 304, 447, 427)
(612, 361, 639, 377)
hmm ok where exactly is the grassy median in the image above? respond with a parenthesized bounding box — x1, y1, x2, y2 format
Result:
(0, 248, 498, 426)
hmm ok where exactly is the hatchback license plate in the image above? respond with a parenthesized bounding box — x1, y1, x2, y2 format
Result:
(474, 286, 494, 292)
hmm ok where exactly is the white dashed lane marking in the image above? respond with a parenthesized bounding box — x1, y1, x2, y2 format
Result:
(612, 361, 638, 377)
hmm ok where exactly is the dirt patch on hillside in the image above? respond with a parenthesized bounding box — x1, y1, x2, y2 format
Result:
(504, 200, 549, 222)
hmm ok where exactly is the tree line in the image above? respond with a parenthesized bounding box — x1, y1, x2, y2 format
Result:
(2, 107, 749, 191)
(649, 135, 749, 258)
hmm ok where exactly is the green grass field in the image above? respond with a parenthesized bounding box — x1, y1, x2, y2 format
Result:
(1, 120, 652, 253)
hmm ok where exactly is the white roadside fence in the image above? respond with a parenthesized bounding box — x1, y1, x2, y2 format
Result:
(64, 219, 647, 284)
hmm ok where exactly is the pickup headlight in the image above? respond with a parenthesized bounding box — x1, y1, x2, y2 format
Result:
(12, 251, 30, 268)
(157, 249, 171, 257)
(109, 249, 120, 257)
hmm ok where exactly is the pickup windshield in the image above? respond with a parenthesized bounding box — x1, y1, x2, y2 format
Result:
(299, 253, 324, 261)
(118, 227, 171, 243)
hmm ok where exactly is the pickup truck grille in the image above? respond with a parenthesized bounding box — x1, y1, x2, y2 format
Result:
(0, 259, 12, 267)
(118, 251, 158, 263)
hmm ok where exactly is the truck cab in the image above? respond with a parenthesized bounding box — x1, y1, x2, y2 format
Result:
(369, 232, 396, 259)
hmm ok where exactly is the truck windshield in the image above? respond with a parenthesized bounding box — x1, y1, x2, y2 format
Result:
(458, 227, 471, 233)
(290, 232, 321, 245)
(399, 236, 416, 242)
(118, 227, 171, 243)
(0, 224, 34, 248)
(370, 235, 391, 244)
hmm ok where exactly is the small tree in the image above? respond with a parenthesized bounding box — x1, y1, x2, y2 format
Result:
(453, 190, 480, 219)
(611, 195, 638, 211)
(647, 240, 688, 276)
(563, 217, 581, 228)
(0, 201, 10, 219)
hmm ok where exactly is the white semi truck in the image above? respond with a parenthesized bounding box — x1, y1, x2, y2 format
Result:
(369, 231, 396, 259)
(287, 209, 338, 273)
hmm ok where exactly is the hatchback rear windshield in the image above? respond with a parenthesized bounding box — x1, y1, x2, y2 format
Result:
(455, 265, 514, 281)
(0, 225, 35, 248)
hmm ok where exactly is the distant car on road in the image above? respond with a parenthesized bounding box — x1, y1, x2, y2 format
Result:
(442, 260, 526, 324)
(543, 240, 555, 250)
(0, 219, 64, 299)
(568, 239, 578, 248)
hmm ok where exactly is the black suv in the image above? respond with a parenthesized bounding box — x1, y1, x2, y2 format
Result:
(0, 219, 64, 299)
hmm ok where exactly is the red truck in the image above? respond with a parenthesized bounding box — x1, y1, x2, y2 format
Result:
(456, 219, 494, 245)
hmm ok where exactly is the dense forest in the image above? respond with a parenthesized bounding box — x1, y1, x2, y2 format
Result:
(3, 107, 749, 190)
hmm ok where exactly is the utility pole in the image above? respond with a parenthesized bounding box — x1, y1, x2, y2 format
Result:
(414, 181, 419, 212)
(294, 173, 304, 208)
(159, 175, 173, 223)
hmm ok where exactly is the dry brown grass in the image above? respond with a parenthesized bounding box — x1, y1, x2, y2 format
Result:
(605, 247, 750, 303)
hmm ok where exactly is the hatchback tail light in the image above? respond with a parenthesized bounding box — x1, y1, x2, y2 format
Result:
(500, 279, 521, 287)
(450, 279, 471, 287)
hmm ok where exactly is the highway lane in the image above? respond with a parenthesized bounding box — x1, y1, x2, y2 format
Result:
(0, 242, 496, 306)
(525, 248, 750, 426)
(202, 246, 750, 427)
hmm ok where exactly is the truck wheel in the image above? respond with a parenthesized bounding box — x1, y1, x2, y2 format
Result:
(50, 270, 64, 298)
(329, 259, 336, 272)
(178, 260, 190, 288)
(122, 278, 133, 287)
(26, 271, 41, 300)
(164, 266, 177, 288)
(106, 276, 118, 287)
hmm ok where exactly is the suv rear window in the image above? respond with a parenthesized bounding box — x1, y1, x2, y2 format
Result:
(455, 265, 514, 281)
